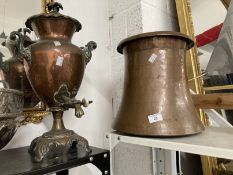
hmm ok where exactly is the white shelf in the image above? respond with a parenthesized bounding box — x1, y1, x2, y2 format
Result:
(109, 127, 233, 160)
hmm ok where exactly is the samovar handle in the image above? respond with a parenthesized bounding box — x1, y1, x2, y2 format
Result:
(9, 30, 31, 64)
(80, 41, 97, 64)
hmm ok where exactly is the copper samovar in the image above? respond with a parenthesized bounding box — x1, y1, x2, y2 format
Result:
(1, 28, 39, 108)
(113, 31, 204, 136)
(15, 2, 97, 161)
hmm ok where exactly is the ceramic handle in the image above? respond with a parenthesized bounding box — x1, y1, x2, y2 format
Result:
(47, 2, 63, 13)
(81, 41, 97, 64)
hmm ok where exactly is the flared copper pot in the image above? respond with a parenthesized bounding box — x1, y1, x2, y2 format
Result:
(113, 31, 205, 136)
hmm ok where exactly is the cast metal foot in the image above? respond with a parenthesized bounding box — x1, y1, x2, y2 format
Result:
(28, 129, 91, 162)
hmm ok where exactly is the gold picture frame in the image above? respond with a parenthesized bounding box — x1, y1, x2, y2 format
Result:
(175, 0, 217, 175)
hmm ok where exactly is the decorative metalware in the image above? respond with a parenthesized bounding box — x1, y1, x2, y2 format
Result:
(16, 2, 97, 162)
(1, 28, 39, 108)
(0, 70, 24, 150)
(41, 0, 54, 13)
(1, 28, 49, 125)
(113, 31, 205, 136)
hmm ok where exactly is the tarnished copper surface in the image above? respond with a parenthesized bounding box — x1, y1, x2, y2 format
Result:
(28, 37, 85, 108)
(19, 2, 96, 162)
(1, 28, 39, 108)
(113, 31, 205, 136)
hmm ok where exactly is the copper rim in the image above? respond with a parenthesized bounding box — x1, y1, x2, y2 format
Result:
(117, 31, 194, 54)
(25, 13, 82, 32)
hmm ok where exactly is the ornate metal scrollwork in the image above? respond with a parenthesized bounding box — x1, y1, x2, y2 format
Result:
(47, 2, 63, 13)
(29, 129, 91, 162)
(81, 41, 97, 64)
(9, 30, 31, 64)
(53, 83, 92, 118)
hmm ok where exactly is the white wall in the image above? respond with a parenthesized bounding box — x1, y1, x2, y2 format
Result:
(141, 0, 179, 32)
(191, 0, 226, 35)
(2, 0, 112, 175)
(0, 0, 41, 33)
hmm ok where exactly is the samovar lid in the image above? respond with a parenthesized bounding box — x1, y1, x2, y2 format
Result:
(117, 31, 194, 54)
(25, 2, 82, 32)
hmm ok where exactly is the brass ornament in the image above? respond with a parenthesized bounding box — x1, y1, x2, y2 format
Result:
(20, 111, 50, 125)
(28, 111, 91, 162)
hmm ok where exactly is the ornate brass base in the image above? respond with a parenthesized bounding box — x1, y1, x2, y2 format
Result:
(29, 111, 91, 162)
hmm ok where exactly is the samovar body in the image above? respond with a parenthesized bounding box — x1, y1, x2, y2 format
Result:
(113, 31, 204, 136)
(27, 25, 85, 108)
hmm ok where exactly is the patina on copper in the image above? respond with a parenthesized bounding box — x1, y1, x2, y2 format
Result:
(16, 2, 96, 162)
(113, 31, 205, 136)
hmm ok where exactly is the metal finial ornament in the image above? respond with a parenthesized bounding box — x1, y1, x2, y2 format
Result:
(47, 2, 63, 13)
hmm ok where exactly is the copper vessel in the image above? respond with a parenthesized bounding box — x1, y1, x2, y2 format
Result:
(16, 2, 97, 162)
(113, 31, 205, 136)
(1, 28, 39, 108)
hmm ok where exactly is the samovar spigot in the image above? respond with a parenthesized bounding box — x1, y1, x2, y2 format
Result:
(59, 98, 93, 118)
(74, 99, 93, 118)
